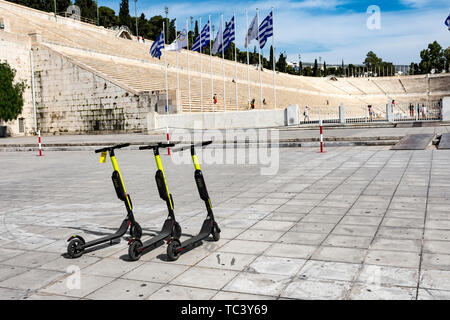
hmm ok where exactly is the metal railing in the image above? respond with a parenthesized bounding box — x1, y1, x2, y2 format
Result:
(298, 100, 443, 126)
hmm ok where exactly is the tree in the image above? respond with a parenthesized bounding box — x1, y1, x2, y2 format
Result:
(74, 0, 97, 21)
(119, 0, 131, 28)
(99, 6, 119, 28)
(364, 51, 382, 70)
(0, 62, 26, 124)
(276, 52, 287, 73)
(419, 41, 445, 74)
(312, 59, 318, 77)
(444, 47, 450, 72)
(194, 20, 199, 39)
(409, 62, 419, 75)
(323, 61, 327, 76)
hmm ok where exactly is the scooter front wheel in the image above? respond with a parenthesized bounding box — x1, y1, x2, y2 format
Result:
(167, 239, 181, 261)
(128, 240, 143, 261)
(67, 238, 85, 259)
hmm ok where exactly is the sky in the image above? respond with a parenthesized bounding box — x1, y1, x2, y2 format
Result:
(99, 0, 450, 65)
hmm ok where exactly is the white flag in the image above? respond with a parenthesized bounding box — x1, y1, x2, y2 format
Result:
(245, 14, 258, 48)
(166, 28, 188, 51)
(211, 22, 223, 55)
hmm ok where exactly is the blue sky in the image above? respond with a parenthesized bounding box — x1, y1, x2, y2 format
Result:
(100, 0, 450, 65)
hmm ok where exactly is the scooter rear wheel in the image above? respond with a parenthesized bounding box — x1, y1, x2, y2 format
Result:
(67, 238, 85, 259)
(167, 239, 181, 261)
(128, 240, 143, 261)
(130, 222, 142, 240)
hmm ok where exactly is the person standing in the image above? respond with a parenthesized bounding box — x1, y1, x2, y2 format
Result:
(409, 104, 414, 117)
(304, 105, 310, 122)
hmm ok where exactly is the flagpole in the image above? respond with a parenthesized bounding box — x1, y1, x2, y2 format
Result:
(163, 22, 169, 115)
(234, 12, 238, 111)
(257, 8, 263, 109)
(272, 7, 276, 110)
(209, 15, 214, 112)
(199, 17, 203, 113)
(246, 9, 250, 108)
(221, 14, 226, 112)
(187, 18, 192, 113)
(175, 21, 180, 99)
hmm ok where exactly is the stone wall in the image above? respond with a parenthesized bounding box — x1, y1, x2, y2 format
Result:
(0, 30, 34, 136)
(32, 45, 163, 134)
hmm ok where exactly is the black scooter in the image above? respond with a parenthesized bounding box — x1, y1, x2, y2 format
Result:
(166, 141, 221, 261)
(67, 144, 142, 258)
(128, 143, 181, 261)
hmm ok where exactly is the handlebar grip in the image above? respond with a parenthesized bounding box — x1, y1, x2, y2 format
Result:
(113, 143, 131, 149)
(94, 143, 131, 153)
(201, 141, 213, 147)
(139, 143, 176, 150)
(95, 147, 109, 154)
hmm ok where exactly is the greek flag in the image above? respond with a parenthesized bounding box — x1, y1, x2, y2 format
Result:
(259, 11, 273, 49)
(150, 30, 164, 59)
(220, 16, 235, 54)
(446, 14, 450, 30)
(192, 20, 210, 52)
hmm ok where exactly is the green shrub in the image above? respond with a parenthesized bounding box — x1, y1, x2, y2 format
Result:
(0, 61, 26, 123)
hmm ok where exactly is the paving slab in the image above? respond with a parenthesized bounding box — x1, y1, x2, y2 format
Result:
(417, 288, 450, 300)
(357, 265, 418, 287)
(197, 252, 257, 271)
(85, 279, 162, 300)
(263, 243, 317, 259)
(0, 269, 64, 291)
(148, 284, 217, 300)
(438, 133, 450, 149)
(349, 284, 416, 300)
(223, 272, 291, 297)
(312, 246, 367, 264)
(0, 287, 28, 300)
(281, 279, 352, 300)
(246, 256, 306, 276)
(365, 250, 421, 268)
(39, 274, 115, 298)
(123, 262, 189, 284)
(171, 267, 238, 290)
(392, 134, 435, 150)
(297, 260, 361, 282)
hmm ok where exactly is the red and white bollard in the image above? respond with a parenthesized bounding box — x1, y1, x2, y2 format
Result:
(38, 130, 43, 156)
(166, 127, 171, 156)
(319, 119, 325, 153)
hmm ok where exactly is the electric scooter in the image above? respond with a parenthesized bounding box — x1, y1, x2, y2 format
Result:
(128, 143, 181, 261)
(66, 144, 142, 258)
(166, 141, 221, 261)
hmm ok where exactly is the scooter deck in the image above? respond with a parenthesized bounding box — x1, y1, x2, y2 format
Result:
(82, 220, 129, 250)
(178, 220, 212, 251)
(139, 219, 174, 252)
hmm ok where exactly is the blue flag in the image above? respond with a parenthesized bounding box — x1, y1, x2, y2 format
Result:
(192, 20, 210, 52)
(259, 11, 273, 49)
(150, 30, 164, 59)
(220, 16, 235, 54)
(446, 14, 450, 30)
